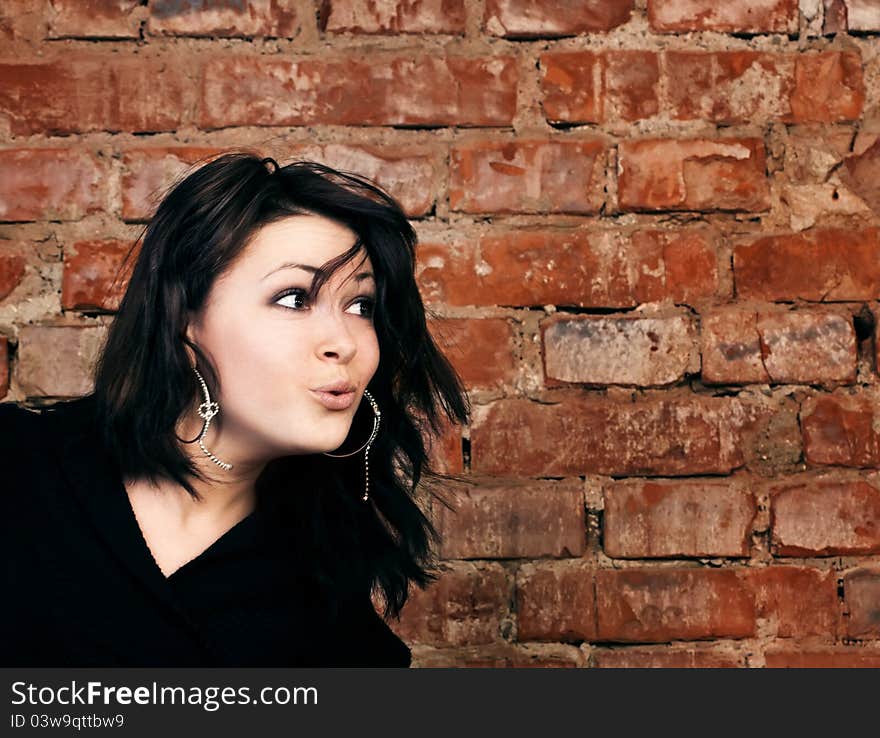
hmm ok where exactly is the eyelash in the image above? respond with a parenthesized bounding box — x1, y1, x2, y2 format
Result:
(274, 288, 376, 319)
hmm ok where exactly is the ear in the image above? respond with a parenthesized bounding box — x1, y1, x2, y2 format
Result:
(183, 312, 199, 368)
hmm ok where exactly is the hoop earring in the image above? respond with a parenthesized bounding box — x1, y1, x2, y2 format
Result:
(192, 366, 233, 471)
(322, 389, 381, 503)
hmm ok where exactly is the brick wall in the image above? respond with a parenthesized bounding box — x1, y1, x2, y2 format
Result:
(1, 0, 879, 668)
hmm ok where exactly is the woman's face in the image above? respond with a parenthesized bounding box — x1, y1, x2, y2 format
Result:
(184, 214, 380, 464)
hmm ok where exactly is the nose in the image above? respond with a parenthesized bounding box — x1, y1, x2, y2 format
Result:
(313, 306, 357, 363)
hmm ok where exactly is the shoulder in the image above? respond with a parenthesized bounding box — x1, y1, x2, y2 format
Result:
(0, 394, 97, 460)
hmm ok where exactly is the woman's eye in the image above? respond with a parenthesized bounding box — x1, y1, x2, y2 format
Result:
(274, 289, 375, 319)
(275, 289, 308, 310)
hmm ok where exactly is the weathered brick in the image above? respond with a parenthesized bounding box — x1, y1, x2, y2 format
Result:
(200, 55, 517, 129)
(824, 0, 880, 33)
(148, 0, 298, 37)
(648, 0, 797, 33)
(15, 325, 106, 397)
(321, 0, 466, 34)
(412, 643, 586, 668)
(666, 51, 791, 123)
(840, 137, 880, 216)
(427, 317, 517, 391)
(770, 476, 880, 554)
(0, 335, 8, 399)
(483, 0, 633, 37)
(744, 566, 840, 638)
(801, 394, 880, 467)
(0, 0, 47, 42)
(424, 415, 464, 475)
(449, 139, 606, 214)
(122, 148, 226, 221)
(470, 394, 788, 476)
(290, 144, 439, 217)
(0, 246, 27, 301)
(542, 310, 699, 387)
(733, 228, 880, 302)
(0, 56, 187, 135)
(516, 560, 597, 641)
(790, 52, 864, 122)
(617, 138, 770, 213)
(700, 308, 857, 386)
(596, 568, 756, 641)
(842, 568, 880, 638)
(435, 477, 585, 559)
(603, 478, 756, 558)
(0, 149, 107, 222)
(48, 0, 142, 38)
(765, 646, 880, 667)
(415, 228, 718, 308)
(540, 50, 660, 123)
(394, 562, 510, 646)
(62, 240, 136, 313)
(593, 645, 741, 667)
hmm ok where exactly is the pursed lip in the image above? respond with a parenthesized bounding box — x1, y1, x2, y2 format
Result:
(312, 380, 357, 394)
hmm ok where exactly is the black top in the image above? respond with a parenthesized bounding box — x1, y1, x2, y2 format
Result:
(0, 394, 411, 667)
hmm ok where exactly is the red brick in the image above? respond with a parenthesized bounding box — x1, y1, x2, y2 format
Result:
(842, 567, 880, 638)
(770, 476, 880, 555)
(0, 246, 27, 301)
(48, 0, 142, 38)
(873, 303, 880, 375)
(596, 568, 756, 641)
(449, 139, 607, 214)
(516, 560, 597, 641)
(765, 646, 880, 667)
(603, 478, 756, 558)
(594, 645, 741, 667)
(790, 52, 864, 123)
(0, 335, 8, 399)
(540, 50, 659, 124)
(617, 138, 770, 213)
(394, 563, 510, 646)
(665, 51, 791, 124)
(648, 0, 797, 33)
(541, 310, 698, 387)
(427, 317, 517, 391)
(0, 0, 47, 42)
(745, 566, 840, 638)
(412, 643, 586, 668)
(62, 240, 136, 313)
(424, 414, 463, 475)
(0, 56, 187, 135)
(801, 394, 880, 467)
(415, 229, 718, 308)
(824, 0, 880, 32)
(435, 478, 585, 559)
(483, 0, 633, 37)
(321, 0, 466, 33)
(200, 55, 517, 129)
(733, 228, 880, 302)
(148, 0, 297, 37)
(122, 148, 227, 222)
(840, 137, 880, 216)
(0, 149, 107, 222)
(15, 325, 106, 398)
(470, 394, 789, 476)
(290, 143, 439, 217)
(700, 308, 857, 386)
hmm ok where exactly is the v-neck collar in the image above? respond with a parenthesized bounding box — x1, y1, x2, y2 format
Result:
(43, 393, 261, 651)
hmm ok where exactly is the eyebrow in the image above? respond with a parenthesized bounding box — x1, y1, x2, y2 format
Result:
(261, 263, 375, 283)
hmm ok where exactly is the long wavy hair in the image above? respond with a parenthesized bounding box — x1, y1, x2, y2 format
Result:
(91, 151, 471, 620)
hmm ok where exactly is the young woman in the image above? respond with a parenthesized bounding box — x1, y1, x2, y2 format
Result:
(0, 152, 470, 667)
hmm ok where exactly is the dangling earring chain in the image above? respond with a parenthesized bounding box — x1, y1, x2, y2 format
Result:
(193, 366, 233, 471)
(322, 389, 381, 503)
